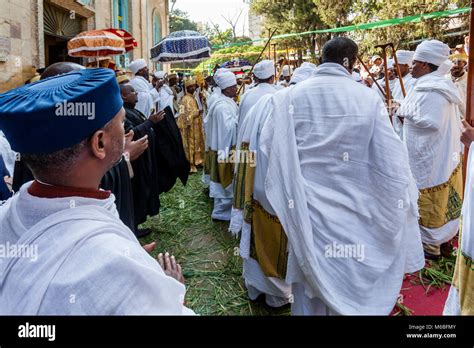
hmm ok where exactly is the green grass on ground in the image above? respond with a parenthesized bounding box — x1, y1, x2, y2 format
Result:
(140, 170, 290, 316)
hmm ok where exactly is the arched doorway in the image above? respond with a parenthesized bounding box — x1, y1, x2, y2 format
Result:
(43, 1, 84, 66)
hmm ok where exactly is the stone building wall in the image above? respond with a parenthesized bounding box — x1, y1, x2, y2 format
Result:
(0, 0, 169, 93)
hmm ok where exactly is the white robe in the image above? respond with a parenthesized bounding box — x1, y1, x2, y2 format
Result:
(444, 149, 474, 315)
(158, 84, 175, 114)
(0, 183, 194, 315)
(451, 73, 467, 118)
(231, 93, 292, 307)
(392, 73, 414, 102)
(397, 72, 463, 245)
(259, 63, 424, 315)
(205, 93, 238, 220)
(129, 76, 160, 118)
(372, 77, 396, 102)
(238, 83, 278, 130)
(391, 74, 415, 140)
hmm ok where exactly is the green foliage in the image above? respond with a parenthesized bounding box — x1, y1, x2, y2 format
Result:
(251, 0, 325, 54)
(140, 171, 290, 315)
(351, 0, 469, 55)
(312, 0, 354, 27)
(169, 9, 198, 32)
(246, 0, 469, 56)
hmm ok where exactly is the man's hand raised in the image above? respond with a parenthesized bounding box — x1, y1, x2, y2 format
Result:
(124, 130, 148, 161)
(149, 110, 165, 124)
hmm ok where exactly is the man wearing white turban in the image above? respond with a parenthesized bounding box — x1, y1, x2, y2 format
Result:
(154, 71, 177, 115)
(372, 58, 397, 103)
(243, 37, 424, 315)
(449, 53, 468, 118)
(396, 39, 464, 260)
(289, 62, 318, 85)
(238, 60, 278, 130)
(203, 69, 239, 221)
(128, 59, 160, 117)
(230, 60, 310, 307)
(278, 65, 292, 87)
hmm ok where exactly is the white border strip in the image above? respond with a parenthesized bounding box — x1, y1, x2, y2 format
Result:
(68, 46, 125, 54)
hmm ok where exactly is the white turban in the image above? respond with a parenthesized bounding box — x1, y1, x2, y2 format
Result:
(253, 60, 275, 79)
(413, 40, 450, 67)
(435, 59, 453, 76)
(282, 65, 291, 77)
(290, 62, 317, 84)
(395, 50, 415, 65)
(214, 69, 236, 90)
(371, 55, 382, 63)
(129, 58, 147, 75)
(154, 71, 167, 79)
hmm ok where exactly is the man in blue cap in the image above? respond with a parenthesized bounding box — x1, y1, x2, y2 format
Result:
(0, 68, 193, 314)
(10, 62, 149, 236)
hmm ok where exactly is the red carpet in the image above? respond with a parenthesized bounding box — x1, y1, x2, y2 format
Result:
(395, 272, 450, 315)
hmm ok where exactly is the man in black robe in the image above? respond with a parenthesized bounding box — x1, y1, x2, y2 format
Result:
(120, 84, 190, 227)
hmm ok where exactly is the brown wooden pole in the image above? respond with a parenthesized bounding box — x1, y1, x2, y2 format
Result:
(268, 29, 271, 59)
(463, 1, 474, 189)
(357, 56, 386, 99)
(375, 43, 393, 124)
(286, 44, 290, 69)
(272, 43, 277, 77)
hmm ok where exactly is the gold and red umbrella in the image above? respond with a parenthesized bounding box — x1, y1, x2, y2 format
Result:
(103, 28, 138, 52)
(67, 29, 125, 58)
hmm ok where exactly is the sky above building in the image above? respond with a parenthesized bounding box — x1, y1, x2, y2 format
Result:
(173, 0, 250, 36)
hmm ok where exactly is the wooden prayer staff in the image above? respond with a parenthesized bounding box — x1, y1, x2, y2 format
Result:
(237, 28, 278, 95)
(390, 43, 407, 98)
(462, 0, 474, 189)
(375, 43, 393, 124)
(357, 56, 386, 99)
(274, 58, 287, 84)
(272, 43, 277, 77)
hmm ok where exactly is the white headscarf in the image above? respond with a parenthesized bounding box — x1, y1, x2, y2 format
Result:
(214, 69, 236, 90)
(154, 71, 167, 79)
(396, 50, 415, 65)
(253, 60, 275, 79)
(129, 59, 147, 75)
(282, 65, 291, 77)
(413, 40, 450, 67)
(435, 59, 453, 76)
(290, 62, 317, 84)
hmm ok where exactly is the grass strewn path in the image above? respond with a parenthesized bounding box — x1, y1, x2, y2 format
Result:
(140, 170, 290, 315)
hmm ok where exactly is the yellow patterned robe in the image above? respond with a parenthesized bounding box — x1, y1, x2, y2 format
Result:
(177, 94, 205, 173)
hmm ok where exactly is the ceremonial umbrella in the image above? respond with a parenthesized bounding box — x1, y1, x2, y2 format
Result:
(103, 28, 138, 52)
(150, 30, 211, 64)
(67, 29, 125, 65)
(220, 59, 252, 73)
